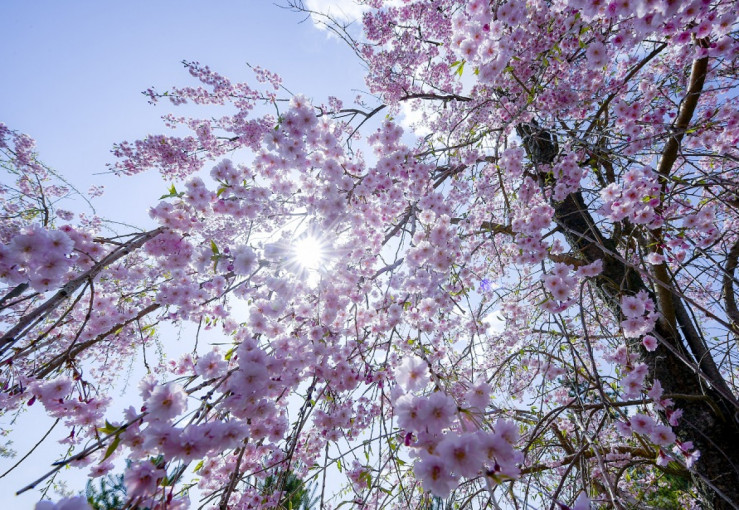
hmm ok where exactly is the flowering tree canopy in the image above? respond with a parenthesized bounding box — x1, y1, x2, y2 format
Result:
(2, 0, 739, 508)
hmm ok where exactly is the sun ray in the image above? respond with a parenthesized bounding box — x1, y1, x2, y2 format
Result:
(292, 235, 325, 271)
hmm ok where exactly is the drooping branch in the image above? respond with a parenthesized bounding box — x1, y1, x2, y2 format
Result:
(583, 42, 667, 140)
(0, 228, 164, 355)
(672, 286, 737, 405)
(518, 116, 739, 506)
(553, 190, 739, 508)
(33, 302, 161, 379)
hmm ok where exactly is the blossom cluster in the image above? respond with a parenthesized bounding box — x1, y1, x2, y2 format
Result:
(620, 291, 658, 339)
(0, 226, 76, 291)
(599, 167, 661, 228)
(393, 357, 521, 497)
(4, 0, 738, 507)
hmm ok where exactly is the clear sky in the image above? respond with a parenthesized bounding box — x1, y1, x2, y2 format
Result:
(0, 0, 367, 227)
(0, 1, 367, 505)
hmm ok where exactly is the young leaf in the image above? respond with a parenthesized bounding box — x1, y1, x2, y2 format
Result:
(102, 433, 122, 461)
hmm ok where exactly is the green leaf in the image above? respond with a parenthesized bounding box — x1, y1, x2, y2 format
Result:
(102, 433, 121, 461)
(97, 421, 119, 435)
(451, 60, 465, 77)
(159, 184, 183, 200)
(359, 471, 372, 487)
(159, 184, 185, 200)
(210, 240, 219, 255)
(224, 346, 236, 361)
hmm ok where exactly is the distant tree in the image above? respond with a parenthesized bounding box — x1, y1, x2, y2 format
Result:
(85, 474, 127, 510)
(259, 470, 315, 510)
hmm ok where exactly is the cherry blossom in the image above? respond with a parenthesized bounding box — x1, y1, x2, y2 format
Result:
(3, 0, 739, 508)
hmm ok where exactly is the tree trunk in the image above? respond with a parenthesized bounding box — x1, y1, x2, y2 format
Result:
(554, 189, 739, 508)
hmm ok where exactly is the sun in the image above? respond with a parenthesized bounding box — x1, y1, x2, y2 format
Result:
(292, 235, 325, 271)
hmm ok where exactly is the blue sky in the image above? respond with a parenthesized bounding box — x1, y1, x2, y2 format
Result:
(1, 0, 367, 227)
(0, 1, 368, 505)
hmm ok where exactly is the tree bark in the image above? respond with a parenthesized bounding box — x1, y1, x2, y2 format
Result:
(722, 238, 739, 350)
(554, 189, 739, 508)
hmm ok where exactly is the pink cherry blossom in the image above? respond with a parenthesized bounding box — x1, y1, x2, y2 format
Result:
(395, 355, 430, 392)
(195, 350, 228, 380)
(3, 0, 739, 505)
(630, 413, 655, 435)
(436, 432, 485, 477)
(414, 451, 459, 498)
(124, 461, 166, 498)
(418, 392, 458, 434)
(641, 334, 658, 351)
(35, 497, 91, 510)
(586, 41, 608, 69)
(144, 382, 187, 422)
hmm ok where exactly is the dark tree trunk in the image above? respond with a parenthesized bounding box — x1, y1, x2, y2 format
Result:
(516, 120, 739, 507)
(555, 189, 739, 508)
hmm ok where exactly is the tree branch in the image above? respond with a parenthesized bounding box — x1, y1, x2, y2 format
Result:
(0, 228, 164, 354)
(656, 50, 709, 180)
(723, 238, 739, 348)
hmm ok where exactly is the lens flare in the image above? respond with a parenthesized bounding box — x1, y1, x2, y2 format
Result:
(293, 235, 325, 271)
